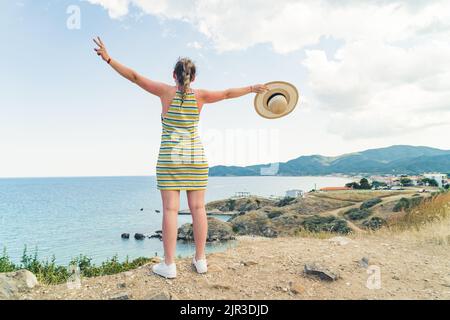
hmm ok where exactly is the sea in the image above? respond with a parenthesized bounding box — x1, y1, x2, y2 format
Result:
(0, 176, 351, 265)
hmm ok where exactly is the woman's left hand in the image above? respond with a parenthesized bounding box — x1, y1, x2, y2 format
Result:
(93, 36, 110, 62)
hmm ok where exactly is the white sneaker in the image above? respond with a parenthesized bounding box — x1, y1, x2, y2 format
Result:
(152, 262, 177, 279)
(192, 256, 208, 274)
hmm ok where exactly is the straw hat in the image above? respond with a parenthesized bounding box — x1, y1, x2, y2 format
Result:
(254, 81, 299, 119)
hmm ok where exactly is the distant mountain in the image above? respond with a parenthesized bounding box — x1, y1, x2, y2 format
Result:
(209, 145, 450, 176)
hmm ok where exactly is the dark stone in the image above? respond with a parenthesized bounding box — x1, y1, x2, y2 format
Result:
(110, 293, 130, 300)
(121, 233, 130, 239)
(304, 263, 339, 281)
(134, 233, 145, 240)
(359, 257, 369, 268)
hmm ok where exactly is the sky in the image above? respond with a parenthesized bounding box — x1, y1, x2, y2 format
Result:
(1, 0, 449, 178)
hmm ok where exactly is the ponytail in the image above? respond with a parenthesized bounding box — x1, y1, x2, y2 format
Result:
(174, 57, 196, 103)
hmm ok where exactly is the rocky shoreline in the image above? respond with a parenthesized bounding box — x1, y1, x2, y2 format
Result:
(120, 190, 429, 243)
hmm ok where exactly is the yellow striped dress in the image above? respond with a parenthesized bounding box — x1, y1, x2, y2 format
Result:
(156, 90, 209, 190)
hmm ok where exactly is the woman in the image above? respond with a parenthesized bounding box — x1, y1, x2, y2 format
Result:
(93, 37, 268, 278)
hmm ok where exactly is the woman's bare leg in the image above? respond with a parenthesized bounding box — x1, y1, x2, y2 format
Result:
(187, 190, 207, 260)
(160, 190, 180, 265)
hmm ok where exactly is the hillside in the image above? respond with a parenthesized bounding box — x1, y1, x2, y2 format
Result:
(210, 145, 450, 176)
(15, 191, 450, 300)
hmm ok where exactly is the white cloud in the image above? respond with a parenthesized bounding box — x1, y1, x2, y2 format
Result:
(85, 0, 450, 139)
(187, 41, 202, 49)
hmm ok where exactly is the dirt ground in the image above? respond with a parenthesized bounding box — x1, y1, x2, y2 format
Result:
(22, 232, 450, 300)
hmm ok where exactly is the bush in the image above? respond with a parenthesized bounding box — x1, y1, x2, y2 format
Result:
(363, 217, 386, 230)
(276, 196, 296, 207)
(393, 197, 423, 212)
(0, 246, 152, 285)
(302, 215, 351, 234)
(360, 198, 382, 209)
(0, 248, 17, 273)
(267, 210, 283, 219)
(224, 198, 236, 211)
(344, 208, 371, 220)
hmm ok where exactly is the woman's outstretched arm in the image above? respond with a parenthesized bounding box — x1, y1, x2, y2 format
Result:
(93, 37, 169, 97)
(197, 85, 268, 105)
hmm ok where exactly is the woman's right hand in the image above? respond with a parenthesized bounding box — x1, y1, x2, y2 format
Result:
(251, 84, 269, 93)
(93, 36, 110, 62)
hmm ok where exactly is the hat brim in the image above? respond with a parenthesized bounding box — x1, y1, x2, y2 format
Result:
(254, 81, 299, 119)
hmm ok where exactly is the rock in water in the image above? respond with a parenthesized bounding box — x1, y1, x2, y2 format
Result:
(134, 233, 145, 240)
(178, 217, 235, 242)
(0, 269, 39, 299)
(149, 234, 162, 240)
(304, 263, 339, 281)
(121, 233, 130, 239)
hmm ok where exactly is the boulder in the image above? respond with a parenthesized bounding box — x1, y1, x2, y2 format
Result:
(134, 233, 145, 240)
(178, 217, 235, 242)
(0, 269, 38, 300)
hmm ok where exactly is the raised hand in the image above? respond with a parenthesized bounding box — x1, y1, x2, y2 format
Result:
(251, 84, 269, 93)
(93, 36, 110, 62)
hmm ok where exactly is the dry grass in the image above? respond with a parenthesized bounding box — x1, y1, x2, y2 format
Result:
(379, 192, 450, 245)
(312, 190, 408, 202)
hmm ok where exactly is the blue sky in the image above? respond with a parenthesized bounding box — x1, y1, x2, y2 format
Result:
(1, 0, 449, 177)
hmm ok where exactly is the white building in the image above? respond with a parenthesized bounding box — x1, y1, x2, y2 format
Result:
(285, 189, 305, 198)
(423, 173, 448, 188)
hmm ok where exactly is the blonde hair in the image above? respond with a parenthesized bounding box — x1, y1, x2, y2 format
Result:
(174, 57, 196, 101)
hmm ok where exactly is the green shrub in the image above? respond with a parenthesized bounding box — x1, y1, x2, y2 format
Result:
(276, 196, 296, 207)
(302, 215, 351, 234)
(344, 208, 371, 220)
(225, 198, 236, 211)
(0, 246, 151, 285)
(393, 197, 423, 212)
(268, 210, 283, 219)
(362, 217, 386, 230)
(360, 198, 382, 209)
(0, 248, 17, 273)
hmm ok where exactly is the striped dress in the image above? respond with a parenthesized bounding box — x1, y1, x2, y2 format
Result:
(156, 90, 209, 190)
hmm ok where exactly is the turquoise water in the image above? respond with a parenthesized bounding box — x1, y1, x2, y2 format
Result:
(0, 176, 350, 265)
